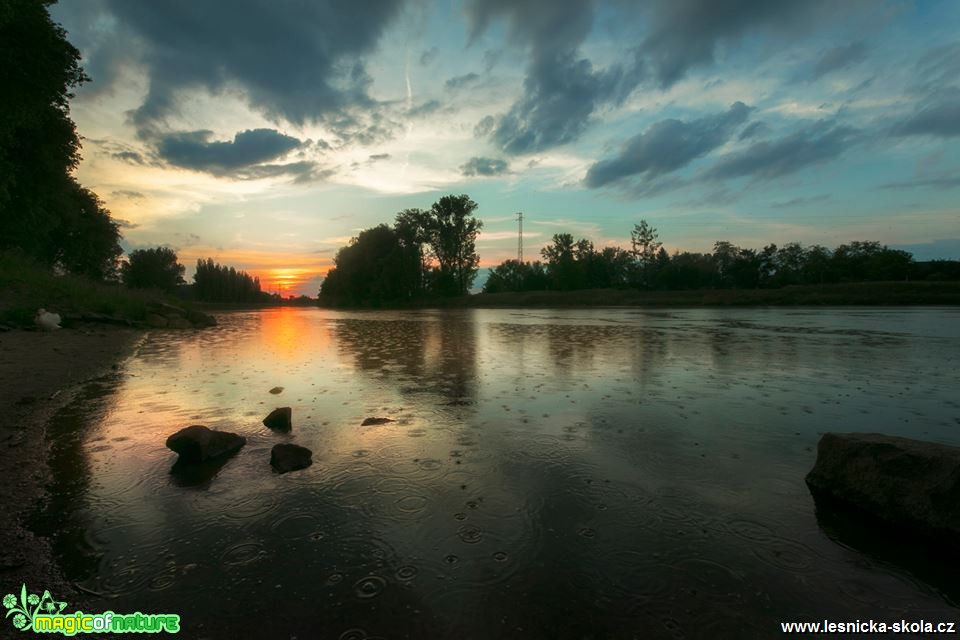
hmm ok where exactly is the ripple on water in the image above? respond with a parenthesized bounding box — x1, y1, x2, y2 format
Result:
(353, 575, 387, 599)
(395, 494, 429, 514)
(269, 512, 320, 540)
(220, 541, 266, 566)
(395, 564, 419, 581)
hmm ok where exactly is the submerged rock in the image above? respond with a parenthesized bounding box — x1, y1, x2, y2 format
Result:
(806, 432, 960, 539)
(361, 417, 393, 426)
(271, 443, 312, 474)
(166, 425, 246, 463)
(264, 407, 292, 431)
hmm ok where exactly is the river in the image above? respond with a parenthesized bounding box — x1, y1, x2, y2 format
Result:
(35, 307, 960, 638)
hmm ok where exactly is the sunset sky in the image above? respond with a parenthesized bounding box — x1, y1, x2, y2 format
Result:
(53, 0, 960, 295)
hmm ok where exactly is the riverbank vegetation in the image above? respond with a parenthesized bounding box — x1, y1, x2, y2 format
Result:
(319, 194, 483, 306)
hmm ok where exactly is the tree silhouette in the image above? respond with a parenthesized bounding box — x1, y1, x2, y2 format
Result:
(0, 1, 122, 278)
(122, 248, 185, 292)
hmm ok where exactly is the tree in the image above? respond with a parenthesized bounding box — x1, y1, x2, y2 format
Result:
(483, 260, 550, 293)
(194, 258, 265, 302)
(320, 225, 416, 305)
(541, 233, 579, 290)
(630, 220, 662, 288)
(0, 1, 122, 278)
(122, 248, 185, 292)
(421, 195, 483, 296)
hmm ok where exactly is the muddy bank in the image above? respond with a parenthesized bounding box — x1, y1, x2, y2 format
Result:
(0, 328, 142, 608)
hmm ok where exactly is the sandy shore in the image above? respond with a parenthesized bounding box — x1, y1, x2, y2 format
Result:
(0, 327, 143, 607)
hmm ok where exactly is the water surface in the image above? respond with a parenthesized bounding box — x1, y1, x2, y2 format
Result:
(37, 307, 960, 638)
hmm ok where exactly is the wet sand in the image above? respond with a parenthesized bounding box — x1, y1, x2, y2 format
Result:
(0, 327, 142, 604)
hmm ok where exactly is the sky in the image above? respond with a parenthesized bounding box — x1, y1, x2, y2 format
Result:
(52, 0, 960, 295)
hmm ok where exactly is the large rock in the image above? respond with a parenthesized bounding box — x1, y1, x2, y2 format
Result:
(263, 407, 292, 431)
(271, 443, 312, 474)
(166, 425, 246, 463)
(806, 432, 960, 538)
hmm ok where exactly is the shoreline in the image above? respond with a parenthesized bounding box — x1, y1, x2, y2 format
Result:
(0, 327, 144, 612)
(318, 280, 960, 310)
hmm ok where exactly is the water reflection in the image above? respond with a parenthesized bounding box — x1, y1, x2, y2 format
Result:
(32, 307, 960, 638)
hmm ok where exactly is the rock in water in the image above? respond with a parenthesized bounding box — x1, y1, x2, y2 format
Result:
(166, 425, 246, 463)
(361, 417, 393, 426)
(263, 407, 292, 431)
(806, 432, 960, 538)
(271, 443, 312, 474)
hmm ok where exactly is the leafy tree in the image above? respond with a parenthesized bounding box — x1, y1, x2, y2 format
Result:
(541, 233, 579, 290)
(0, 1, 122, 277)
(320, 225, 416, 305)
(122, 248, 185, 292)
(483, 260, 550, 293)
(421, 195, 483, 296)
(630, 220, 662, 288)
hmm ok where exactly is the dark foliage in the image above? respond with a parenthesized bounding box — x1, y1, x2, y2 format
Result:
(193, 258, 266, 303)
(0, 1, 122, 279)
(320, 195, 484, 305)
(122, 247, 185, 292)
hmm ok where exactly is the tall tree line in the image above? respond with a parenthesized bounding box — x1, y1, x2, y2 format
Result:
(193, 258, 266, 303)
(0, 1, 122, 279)
(320, 194, 483, 305)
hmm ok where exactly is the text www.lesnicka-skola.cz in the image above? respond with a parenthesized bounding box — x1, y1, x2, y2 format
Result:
(780, 620, 956, 634)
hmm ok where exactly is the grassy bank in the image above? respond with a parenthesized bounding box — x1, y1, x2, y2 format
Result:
(320, 281, 960, 310)
(0, 252, 214, 328)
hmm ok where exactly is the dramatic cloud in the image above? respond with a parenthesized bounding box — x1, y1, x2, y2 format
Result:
(460, 157, 509, 176)
(705, 120, 859, 181)
(808, 42, 867, 80)
(157, 129, 301, 170)
(101, 0, 405, 130)
(467, 0, 642, 155)
(585, 102, 751, 188)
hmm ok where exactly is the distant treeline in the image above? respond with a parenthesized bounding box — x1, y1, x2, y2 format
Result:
(121, 248, 271, 303)
(320, 194, 482, 306)
(484, 221, 960, 293)
(193, 258, 268, 303)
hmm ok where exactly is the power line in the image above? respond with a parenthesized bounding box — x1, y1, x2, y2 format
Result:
(516, 211, 524, 264)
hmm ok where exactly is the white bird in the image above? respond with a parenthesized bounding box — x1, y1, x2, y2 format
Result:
(35, 308, 62, 331)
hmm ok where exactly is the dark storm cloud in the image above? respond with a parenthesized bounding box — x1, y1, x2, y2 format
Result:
(466, 0, 644, 155)
(584, 102, 751, 188)
(808, 42, 867, 80)
(639, 0, 866, 88)
(705, 120, 860, 181)
(156, 129, 302, 172)
(460, 157, 510, 176)
(101, 0, 405, 130)
(467, 0, 866, 155)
